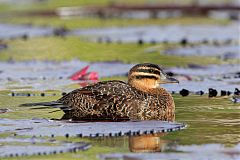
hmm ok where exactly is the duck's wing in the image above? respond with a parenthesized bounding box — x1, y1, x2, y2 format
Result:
(58, 80, 128, 104)
(19, 81, 128, 112)
(57, 80, 144, 119)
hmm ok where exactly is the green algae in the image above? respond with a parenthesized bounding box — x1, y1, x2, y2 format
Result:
(1, 37, 221, 67)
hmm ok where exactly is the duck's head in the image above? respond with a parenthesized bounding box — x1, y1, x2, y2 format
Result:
(128, 63, 179, 91)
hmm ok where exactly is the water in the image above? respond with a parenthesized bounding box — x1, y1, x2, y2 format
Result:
(0, 24, 53, 39)
(100, 144, 240, 160)
(1, 23, 238, 44)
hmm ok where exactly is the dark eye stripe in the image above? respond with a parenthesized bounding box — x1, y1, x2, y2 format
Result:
(136, 69, 160, 75)
(135, 75, 159, 80)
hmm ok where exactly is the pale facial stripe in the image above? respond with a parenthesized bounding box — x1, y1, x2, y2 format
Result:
(131, 72, 160, 80)
(131, 72, 160, 77)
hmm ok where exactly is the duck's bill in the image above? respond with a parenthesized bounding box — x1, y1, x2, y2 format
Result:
(159, 74, 179, 84)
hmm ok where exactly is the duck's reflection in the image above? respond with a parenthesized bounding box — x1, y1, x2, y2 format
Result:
(86, 133, 169, 153)
(129, 133, 167, 153)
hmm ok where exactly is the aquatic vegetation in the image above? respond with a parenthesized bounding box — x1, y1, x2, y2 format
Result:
(166, 95, 240, 145)
(2, 16, 230, 29)
(0, 118, 186, 137)
(72, 24, 238, 43)
(0, 0, 239, 159)
(0, 137, 91, 158)
(0, 0, 155, 12)
(0, 37, 220, 66)
(0, 0, 230, 29)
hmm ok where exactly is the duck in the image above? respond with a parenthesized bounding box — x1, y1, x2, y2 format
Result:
(21, 63, 179, 121)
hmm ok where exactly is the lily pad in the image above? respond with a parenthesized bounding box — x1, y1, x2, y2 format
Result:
(0, 118, 186, 137)
(0, 137, 90, 158)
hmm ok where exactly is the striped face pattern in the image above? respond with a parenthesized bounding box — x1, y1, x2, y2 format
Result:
(128, 63, 179, 87)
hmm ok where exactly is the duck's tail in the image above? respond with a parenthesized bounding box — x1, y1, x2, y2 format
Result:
(19, 101, 71, 112)
(20, 101, 61, 107)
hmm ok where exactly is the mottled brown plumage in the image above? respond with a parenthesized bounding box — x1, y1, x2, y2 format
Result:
(56, 63, 178, 121)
